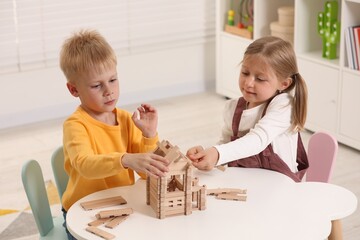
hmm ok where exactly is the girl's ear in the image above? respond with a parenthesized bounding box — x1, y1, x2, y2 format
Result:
(66, 82, 79, 97)
(279, 77, 293, 92)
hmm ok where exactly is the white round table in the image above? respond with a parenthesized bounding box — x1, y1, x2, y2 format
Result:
(67, 168, 357, 240)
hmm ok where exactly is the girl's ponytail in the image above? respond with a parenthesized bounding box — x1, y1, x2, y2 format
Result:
(292, 73, 307, 131)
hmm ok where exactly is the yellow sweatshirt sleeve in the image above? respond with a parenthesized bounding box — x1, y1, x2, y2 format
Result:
(63, 107, 158, 179)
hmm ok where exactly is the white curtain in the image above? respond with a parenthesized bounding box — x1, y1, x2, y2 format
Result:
(0, 0, 215, 74)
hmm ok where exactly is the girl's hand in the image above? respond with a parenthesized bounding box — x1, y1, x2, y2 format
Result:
(132, 104, 158, 138)
(186, 146, 205, 162)
(121, 153, 169, 178)
(187, 147, 219, 171)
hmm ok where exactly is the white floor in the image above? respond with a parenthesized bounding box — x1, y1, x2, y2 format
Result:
(1, 91, 359, 239)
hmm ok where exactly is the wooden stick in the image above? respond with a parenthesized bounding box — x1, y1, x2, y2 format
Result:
(216, 165, 226, 171)
(86, 226, 115, 240)
(96, 208, 133, 219)
(207, 188, 247, 195)
(88, 217, 112, 226)
(80, 196, 127, 210)
(216, 193, 247, 201)
(105, 215, 129, 229)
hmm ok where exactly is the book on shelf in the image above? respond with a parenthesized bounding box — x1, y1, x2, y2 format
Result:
(345, 25, 360, 70)
(354, 26, 360, 70)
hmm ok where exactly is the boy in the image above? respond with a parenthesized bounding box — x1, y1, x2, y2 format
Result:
(59, 29, 169, 239)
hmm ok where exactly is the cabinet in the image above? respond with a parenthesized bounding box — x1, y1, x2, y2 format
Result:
(216, 0, 360, 150)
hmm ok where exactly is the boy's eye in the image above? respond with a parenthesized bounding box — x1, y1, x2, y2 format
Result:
(91, 84, 101, 89)
(110, 78, 117, 83)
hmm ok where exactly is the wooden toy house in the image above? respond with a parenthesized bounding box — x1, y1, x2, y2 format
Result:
(146, 140, 206, 219)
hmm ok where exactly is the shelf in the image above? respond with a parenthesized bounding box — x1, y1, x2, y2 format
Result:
(220, 31, 253, 43)
(297, 51, 340, 69)
(224, 25, 253, 39)
(342, 66, 360, 75)
(216, 0, 360, 150)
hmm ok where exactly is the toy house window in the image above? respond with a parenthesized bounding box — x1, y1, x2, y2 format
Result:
(167, 175, 184, 192)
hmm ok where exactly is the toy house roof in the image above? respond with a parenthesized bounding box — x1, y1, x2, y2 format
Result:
(153, 140, 193, 173)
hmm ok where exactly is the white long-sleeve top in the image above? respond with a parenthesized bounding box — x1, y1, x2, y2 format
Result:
(214, 93, 299, 172)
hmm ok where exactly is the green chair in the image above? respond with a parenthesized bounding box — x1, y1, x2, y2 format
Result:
(21, 159, 68, 239)
(51, 146, 68, 200)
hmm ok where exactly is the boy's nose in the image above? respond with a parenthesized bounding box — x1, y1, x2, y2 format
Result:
(103, 86, 113, 96)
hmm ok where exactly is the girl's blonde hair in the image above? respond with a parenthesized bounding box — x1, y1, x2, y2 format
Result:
(59, 29, 117, 83)
(243, 36, 308, 131)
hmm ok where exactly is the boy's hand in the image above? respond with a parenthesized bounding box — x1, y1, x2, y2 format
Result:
(121, 153, 169, 178)
(186, 147, 219, 171)
(132, 104, 158, 138)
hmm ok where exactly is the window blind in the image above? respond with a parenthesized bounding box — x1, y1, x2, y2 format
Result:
(0, 0, 18, 74)
(0, 0, 215, 74)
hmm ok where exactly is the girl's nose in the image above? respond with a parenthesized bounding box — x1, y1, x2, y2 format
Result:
(244, 77, 254, 87)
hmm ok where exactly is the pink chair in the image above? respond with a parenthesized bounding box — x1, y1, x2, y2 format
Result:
(306, 131, 338, 183)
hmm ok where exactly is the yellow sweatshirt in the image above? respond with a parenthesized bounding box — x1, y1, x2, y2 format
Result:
(62, 106, 158, 211)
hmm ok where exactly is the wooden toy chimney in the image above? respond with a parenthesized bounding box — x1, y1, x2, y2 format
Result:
(146, 140, 206, 219)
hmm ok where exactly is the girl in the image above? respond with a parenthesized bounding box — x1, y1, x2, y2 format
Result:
(187, 36, 309, 182)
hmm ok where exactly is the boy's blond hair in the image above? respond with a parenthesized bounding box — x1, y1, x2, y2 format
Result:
(59, 29, 117, 83)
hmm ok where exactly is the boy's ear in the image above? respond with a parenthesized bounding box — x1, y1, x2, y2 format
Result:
(66, 82, 79, 97)
(279, 77, 293, 91)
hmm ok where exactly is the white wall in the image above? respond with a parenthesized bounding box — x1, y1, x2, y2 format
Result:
(0, 43, 215, 130)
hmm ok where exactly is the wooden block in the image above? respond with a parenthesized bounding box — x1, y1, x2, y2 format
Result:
(228, 188, 247, 194)
(150, 200, 158, 213)
(206, 188, 223, 195)
(166, 191, 185, 198)
(207, 188, 247, 195)
(164, 204, 185, 212)
(146, 177, 150, 205)
(159, 210, 165, 219)
(224, 25, 252, 39)
(216, 165, 226, 171)
(216, 193, 247, 201)
(80, 196, 127, 210)
(192, 186, 202, 192)
(96, 208, 133, 219)
(88, 217, 112, 226)
(174, 177, 184, 190)
(192, 177, 199, 185)
(105, 215, 129, 229)
(165, 208, 186, 216)
(86, 226, 115, 240)
(165, 150, 181, 164)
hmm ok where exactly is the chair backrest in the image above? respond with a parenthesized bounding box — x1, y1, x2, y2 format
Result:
(21, 160, 54, 236)
(51, 146, 68, 200)
(306, 131, 338, 183)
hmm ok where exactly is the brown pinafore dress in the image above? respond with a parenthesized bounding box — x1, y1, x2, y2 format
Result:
(227, 97, 309, 182)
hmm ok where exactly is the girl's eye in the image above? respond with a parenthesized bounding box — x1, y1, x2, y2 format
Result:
(256, 77, 265, 81)
(241, 71, 249, 76)
(110, 78, 117, 83)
